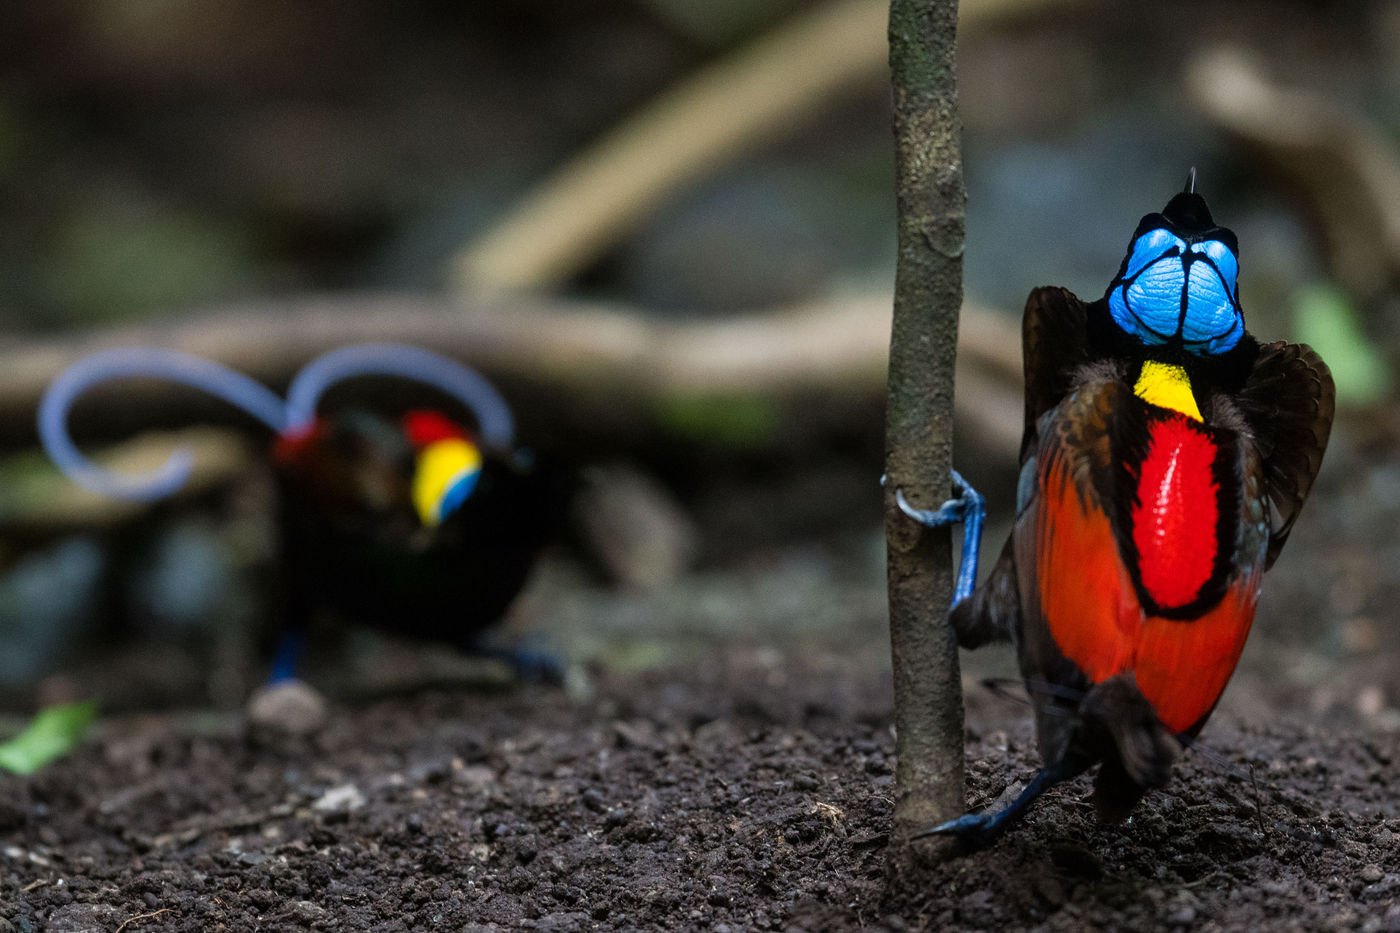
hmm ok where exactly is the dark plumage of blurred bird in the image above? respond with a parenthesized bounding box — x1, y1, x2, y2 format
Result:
(900, 172, 1335, 845)
(39, 343, 566, 688)
(269, 407, 565, 682)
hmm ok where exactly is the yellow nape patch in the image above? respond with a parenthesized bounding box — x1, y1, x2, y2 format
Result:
(413, 438, 482, 526)
(1134, 361, 1203, 421)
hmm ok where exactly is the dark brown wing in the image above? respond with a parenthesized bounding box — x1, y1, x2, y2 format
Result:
(1021, 286, 1094, 461)
(1235, 341, 1335, 568)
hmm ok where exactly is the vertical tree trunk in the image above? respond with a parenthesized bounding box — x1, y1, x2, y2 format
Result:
(884, 0, 966, 863)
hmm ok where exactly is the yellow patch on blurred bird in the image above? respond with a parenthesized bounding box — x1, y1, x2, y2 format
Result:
(413, 438, 482, 526)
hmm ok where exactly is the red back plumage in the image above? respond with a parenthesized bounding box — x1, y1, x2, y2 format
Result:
(1029, 402, 1262, 736)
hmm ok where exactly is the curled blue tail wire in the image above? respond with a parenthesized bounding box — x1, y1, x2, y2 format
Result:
(40, 343, 525, 691)
(38, 347, 290, 502)
(40, 343, 518, 503)
(284, 343, 515, 450)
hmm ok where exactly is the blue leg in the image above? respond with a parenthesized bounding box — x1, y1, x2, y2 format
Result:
(269, 628, 307, 684)
(911, 756, 1083, 848)
(895, 470, 985, 607)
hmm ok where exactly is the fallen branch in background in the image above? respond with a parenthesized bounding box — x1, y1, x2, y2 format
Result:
(451, 0, 888, 294)
(1188, 48, 1400, 305)
(0, 292, 1021, 456)
(452, 0, 1088, 294)
(0, 427, 253, 538)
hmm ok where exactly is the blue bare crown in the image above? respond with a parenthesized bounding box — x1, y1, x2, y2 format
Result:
(1107, 230, 1242, 355)
(1104, 180, 1244, 357)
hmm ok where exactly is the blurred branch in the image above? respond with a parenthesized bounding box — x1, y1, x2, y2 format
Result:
(452, 0, 887, 294)
(0, 292, 1020, 454)
(452, 0, 1087, 294)
(1188, 48, 1400, 304)
(0, 427, 253, 538)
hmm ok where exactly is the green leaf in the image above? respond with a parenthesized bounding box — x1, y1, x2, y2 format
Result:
(1293, 284, 1392, 407)
(653, 393, 781, 449)
(0, 701, 98, 775)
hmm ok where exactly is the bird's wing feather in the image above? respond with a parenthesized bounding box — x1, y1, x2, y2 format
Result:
(1021, 286, 1094, 461)
(1234, 341, 1335, 568)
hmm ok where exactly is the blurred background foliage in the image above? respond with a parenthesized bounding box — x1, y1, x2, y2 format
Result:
(0, 0, 1397, 718)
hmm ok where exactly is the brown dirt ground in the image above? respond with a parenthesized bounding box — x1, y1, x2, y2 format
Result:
(1, 641, 1397, 933)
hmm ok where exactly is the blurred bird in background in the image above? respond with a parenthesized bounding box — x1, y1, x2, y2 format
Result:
(39, 344, 567, 701)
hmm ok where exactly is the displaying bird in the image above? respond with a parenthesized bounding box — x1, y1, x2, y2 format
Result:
(898, 172, 1335, 845)
(269, 405, 564, 682)
(40, 343, 564, 686)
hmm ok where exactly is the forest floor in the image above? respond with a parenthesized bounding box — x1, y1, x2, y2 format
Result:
(3, 425, 1399, 932)
(1, 602, 1397, 931)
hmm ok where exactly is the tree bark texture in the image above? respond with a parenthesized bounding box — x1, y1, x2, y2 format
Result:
(884, 0, 966, 859)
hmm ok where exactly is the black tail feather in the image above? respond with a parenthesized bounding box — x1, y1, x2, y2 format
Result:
(1076, 674, 1180, 822)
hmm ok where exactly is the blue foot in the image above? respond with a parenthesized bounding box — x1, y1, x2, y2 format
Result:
(895, 469, 985, 606)
(910, 759, 1080, 849)
(469, 642, 566, 686)
(911, 811, 1008, 849)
